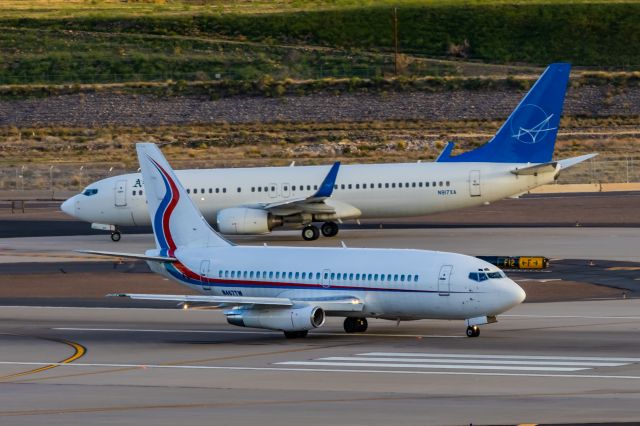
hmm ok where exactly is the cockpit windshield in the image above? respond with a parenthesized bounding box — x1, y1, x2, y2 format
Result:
(82, 188, 98, 196)
(469, 271, 505, 282)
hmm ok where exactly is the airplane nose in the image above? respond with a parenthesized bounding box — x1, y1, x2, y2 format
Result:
(510, 281, 527, 305)
(60, 196, 76, 217)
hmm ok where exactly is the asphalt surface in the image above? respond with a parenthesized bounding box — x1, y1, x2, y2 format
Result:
(1, 301, 640, 425)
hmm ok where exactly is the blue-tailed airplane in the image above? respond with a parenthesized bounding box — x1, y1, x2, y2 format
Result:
(63, 63, 595, 242)
(78, 143, 526, 338)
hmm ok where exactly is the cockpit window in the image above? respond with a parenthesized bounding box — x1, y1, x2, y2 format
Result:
(487, 272, 504, 279)
(82, 188, 98, 196)
(469, 272, 488, 282)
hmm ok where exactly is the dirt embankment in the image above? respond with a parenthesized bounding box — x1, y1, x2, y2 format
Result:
(0, 85, 637, 128)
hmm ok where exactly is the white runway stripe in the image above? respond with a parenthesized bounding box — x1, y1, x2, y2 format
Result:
(276, 361, 588, 372)
(361, 352, 640, 363)
(317, 357, 626, 367)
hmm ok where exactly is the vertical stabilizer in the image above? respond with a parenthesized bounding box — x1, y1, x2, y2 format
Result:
(137, 143, 231, 255)
(437, 63, 571, 164)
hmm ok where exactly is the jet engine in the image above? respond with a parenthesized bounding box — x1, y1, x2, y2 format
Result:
(225, 305, 325, 331)
(216, 208, 282, 235)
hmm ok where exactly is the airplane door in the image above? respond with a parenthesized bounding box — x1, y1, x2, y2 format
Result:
(438, 265, 452, 296)
(321, 269, 332, 288)
(469, 170, 481, 197)
(114, 180, 127, 206)
(281, 183, 291, 198)
(200, 260, 211, 291)
(269, 182, 278, 198)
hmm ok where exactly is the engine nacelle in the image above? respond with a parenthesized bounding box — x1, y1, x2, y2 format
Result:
(226, 306, 325, 332)
(216, 208, 280, 235)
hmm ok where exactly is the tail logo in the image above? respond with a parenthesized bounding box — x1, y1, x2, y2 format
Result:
(510, 104, 556, 145)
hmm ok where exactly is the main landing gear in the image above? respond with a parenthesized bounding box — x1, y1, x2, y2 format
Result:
(302, 221, 339, 241)
(466, 325, 480, 338)
(344, 317, 368, 333)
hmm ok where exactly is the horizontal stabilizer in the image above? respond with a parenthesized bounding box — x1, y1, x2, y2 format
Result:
(510, 162, 557, 176)
(76, 250, 177, 262)
(108, 293, 294, 307)
(557, 153, 598, 170)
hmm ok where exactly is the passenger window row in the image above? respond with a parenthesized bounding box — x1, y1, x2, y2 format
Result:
(179, 180, 452, 197)
(217, 270, 419, 283)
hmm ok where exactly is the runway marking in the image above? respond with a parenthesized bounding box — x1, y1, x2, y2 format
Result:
(318, 357, 627, 367)
(276, 352, 637, 373)
(503, 314, 640, 320)
(0, 361, 639, 380)
(0, 337, 86, 381)
(361, 352, 640, 362)
(52, 327, 462, 338)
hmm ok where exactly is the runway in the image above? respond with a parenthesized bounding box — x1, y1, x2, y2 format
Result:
(1, 300, 640, 425)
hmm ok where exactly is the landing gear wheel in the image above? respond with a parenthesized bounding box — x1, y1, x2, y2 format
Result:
(466, 325, 480, 338)
(344, 317, 368, 333)
(284, 330, 309, 339)
(302, 225, 320, 241)
(321, 221, 339, 238)
(110, 231, 121, 242)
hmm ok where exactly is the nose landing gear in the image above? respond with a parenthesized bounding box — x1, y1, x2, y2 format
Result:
(466, 325, 480, 338)
(110, 231, 122, 242)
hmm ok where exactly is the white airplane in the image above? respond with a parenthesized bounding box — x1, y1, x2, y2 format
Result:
(79, 143, 526, 338)
(62, 63, 596, 242)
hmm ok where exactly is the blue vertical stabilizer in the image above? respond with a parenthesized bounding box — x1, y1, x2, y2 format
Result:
(437, 63, 570, 164)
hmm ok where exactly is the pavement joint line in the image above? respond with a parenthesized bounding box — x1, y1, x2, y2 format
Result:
(317, 357, 628, 367)
(51, 327, 462, 338)
(360, 352, 640, 362)
(276, 361, 589, 372)
(0, 361, 640, 380)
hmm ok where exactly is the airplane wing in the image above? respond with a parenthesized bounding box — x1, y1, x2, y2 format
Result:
(259, 162, 343, 216)
(108, 293, 293, 307)
(76, 250, 177, 262)
(108, 293, 364, 312)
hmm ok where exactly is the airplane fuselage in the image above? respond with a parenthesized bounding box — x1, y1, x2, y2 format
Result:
(149, 245, 525, 321)
(67, 161, 555, 228)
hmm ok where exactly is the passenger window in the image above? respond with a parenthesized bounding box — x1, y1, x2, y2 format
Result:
(219, 270, 223, 277)
(186, 189, 190, 194)
(316, 272, 321, 280)
(262, 271, 267, 278)
(394, 274, 399, 281)
(314, 185, 318, 190)
(292, 186, 296, 191)
(132, 191, 136, 196)
(374, 274, 378, 280)
(263, 187, 268, 192)
(201, 188, 205, 193)
(269, 271, 273, 278)
(288, 272, 293, 279)
(216, 188, 220, 193)
(398, 183, 402, 188)
(276, 272, 280, 279)
(356, 184, 360, 189)
(209, 188, 212, 193)
(302, 272, 306, 279)
(231, 271, 235, 278)
(295, 272, 299, 279)
(378, 183, 382, 188)
(367, 274, 372, 280)
(412, 182, 416, 188)
(243, 271, 247, 278)
(307, 185, 311, 190)
(223, 188, 227, 193)
(355, 274, 360, 280)
(249, 271, 254, 278)
(283, 186, 288, 191)
(349, 273, 354, 280)
(392, 183, 396, 188)
(363, 184, 367, 189)
(258, 187, 262, 192)
(323, 272, 328, 279)
(330, 273, 335, 279)
(348, 184, 352, 189)
(439, 181, 443, 187)
(419, 182, 423, 187)
(425, 182, 429, 187)
(237, 187, 241, 193)
(271, 186, 276, 192)
(400, 274, 405, 282)
(432, 182, 436, 187)
(414, 275, 419, 282)
(446, 181, 450, 187)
